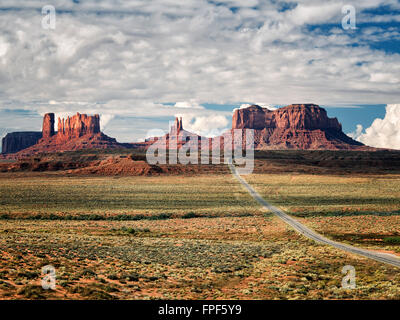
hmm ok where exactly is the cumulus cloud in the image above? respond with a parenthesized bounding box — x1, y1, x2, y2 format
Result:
(99, 114, 115, 131)
(258, 104, 277, 111)
(173, 100, 204, 109)
(0, 0, 399, 109)
(238, 104, 252, 109)
(351, 104, 400, 150)
(0, 1, 399, 141)
(234, 103, 277, 112)
(176, 113, 229, 137)
(0, 127, 7, 144)
(347, 124, 364, 140)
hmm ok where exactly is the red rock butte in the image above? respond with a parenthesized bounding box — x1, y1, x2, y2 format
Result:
(231, 104, 367, 150)
(57, 113, 100, 140)
(233, 104, 341, 131)
(40, 112, 102, 143)
(1, 104, 373, 156)
(11, 112, 123, 156)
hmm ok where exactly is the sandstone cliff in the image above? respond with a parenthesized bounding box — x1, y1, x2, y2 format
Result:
(57, 113, 100, 141)
(2, 132, 42, 154)
(2, 104, 372, 156)
(232, 104, 366, 150)
(12, 113, 124, 157)
(42, 113, 55, 139)
(232, 104, 341, 131)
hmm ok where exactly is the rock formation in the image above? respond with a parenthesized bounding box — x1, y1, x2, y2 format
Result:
(2, 104, 373, 156)
(232, 104, 341, 131)
(231, 104, 366, 150)
(42, 113, 55, 139)
(2, 113, 55, 154)
(146, 105, 368, 152)
(166, 117, 202, 148)
(57, 113, 100, 141)
(142, 116, 210, 153)
(172, 117, 183, 135)
(2, 132, 42, 154)
(9, 113, 127, 156)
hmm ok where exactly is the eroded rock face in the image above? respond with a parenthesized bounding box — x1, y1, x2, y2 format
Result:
(57, 113, 100, 141)
(42, 113, 55, 139)
(232, 105, 274, 130)
(2, 132, 42, 154)
(170, 117, 183, 136)
(232, 104, 364, 150)
(233, 104, 341, 131)
(274, 104, 342, 131)
(10, 113, 126, 157)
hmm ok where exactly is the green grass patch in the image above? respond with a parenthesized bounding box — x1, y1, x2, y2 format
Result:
(181, 212, 203, 219)
(0, 213, 172, 221)
(0, 175, 260, 217)
(383, 236, 400, 244)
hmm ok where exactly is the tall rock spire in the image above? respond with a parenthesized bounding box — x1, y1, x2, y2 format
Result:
(171, 116, 183, 135)
(42, 113, 55, 139)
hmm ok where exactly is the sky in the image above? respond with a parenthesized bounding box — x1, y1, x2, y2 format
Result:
(0, 1, 399, 150)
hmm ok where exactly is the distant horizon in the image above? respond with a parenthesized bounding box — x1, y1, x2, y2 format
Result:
(0, 103, 391, 152)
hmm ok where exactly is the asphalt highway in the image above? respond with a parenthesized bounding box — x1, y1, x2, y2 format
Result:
(229, 162, 400, 268)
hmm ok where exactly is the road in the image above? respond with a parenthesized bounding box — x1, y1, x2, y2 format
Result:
(228, 162, 400, 268)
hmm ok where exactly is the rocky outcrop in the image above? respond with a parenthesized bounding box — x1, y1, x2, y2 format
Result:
(275, 104, 342, 131)
(233, 104, 341, 131)
(232, 104, 366, 150)
(2, 132, 42, 154)
(57, 113, 100, 141)
(2, 104, 372, 157)
(10, 113, 127, 157)
(232, 105, 273, 130)
(173, 117, 183, 134)
(142, 116, 210, 152)
(42, 113, 55, 139)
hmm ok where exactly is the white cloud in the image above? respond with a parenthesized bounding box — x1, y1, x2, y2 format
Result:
(0, 37, 9, 57)
(176, 113, 229, 138)
(0, 1, 399, 141)
(370, 73, 399, 84)
(353, 104, 400, 150)
(347, 124, 364, 140)
(0, 0, 398, 108)
(237, 104, 252, 110)
(234, 103, 277, 112)
(256, 103, 277, 111)
(99, 114, 115, 131)
(173, 100, 204, 109)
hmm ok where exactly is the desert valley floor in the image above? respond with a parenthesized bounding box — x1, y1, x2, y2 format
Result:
(0, 150, 400, 299)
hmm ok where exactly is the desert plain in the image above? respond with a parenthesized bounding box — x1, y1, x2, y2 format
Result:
(0, 149, 399, 300)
